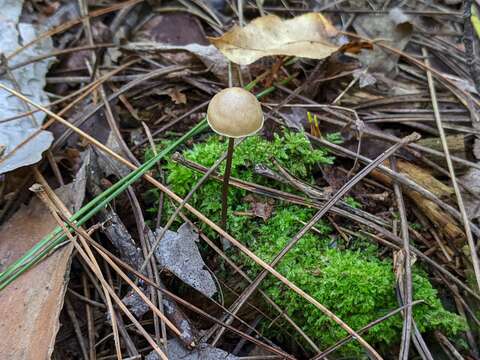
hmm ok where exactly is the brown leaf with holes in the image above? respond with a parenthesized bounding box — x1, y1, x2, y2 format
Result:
(245, 195, 274, 222)
(208, 13, 339, 65)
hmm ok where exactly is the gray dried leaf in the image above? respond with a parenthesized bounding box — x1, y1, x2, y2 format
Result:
(96, 132, 131, 178)
(146, 338, 240, 360)
(460, 168, 480, 221)
(282, 107, 308, 131)
(354, 69, 377, 88)
(122, 291, 150, 318)
(122, 42, 228, 81)
(353, 8, 412, 73)
(0, 0, 55, 173)
(155, 223, 216, 298)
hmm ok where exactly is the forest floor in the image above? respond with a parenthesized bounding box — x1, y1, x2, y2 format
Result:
(1, 0, 480, 359)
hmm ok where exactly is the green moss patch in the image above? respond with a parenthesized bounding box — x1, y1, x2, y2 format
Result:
(149, 130, 464, 356)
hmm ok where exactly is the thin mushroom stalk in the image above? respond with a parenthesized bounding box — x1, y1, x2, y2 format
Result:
(207, 87, 264, 247)
(220, 137, 235, 230)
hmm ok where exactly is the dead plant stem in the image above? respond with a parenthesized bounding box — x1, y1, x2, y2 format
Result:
(423, 47, 480, 293)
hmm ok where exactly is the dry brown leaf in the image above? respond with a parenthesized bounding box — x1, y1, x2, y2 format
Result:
(0, 201, 72, 360)
(0, 170, 86, 359)
(208, 13, 339, 65)
(167, 88, 188, 104)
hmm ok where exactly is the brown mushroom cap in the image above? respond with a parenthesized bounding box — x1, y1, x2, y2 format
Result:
(207, 87, 263, 138)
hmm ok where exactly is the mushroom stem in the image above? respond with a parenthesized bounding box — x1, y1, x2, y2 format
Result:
(220, 137, 235, 230)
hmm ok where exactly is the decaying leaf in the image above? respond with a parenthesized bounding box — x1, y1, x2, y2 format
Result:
(208, 13, 339, 65)
(353, 7, 413, 73)
(167, 87, 188, 104)
(122, 42, 229, 81)
(155, 223, 217, 298)
(0, 165, 86, 359)
(245, 195, 274, 221)
(0, 0, 55, 174)
(460, 168, 480, 222)
(146, 338, 240, 360)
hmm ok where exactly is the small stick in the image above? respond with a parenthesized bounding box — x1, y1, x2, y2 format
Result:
(82, 274, 96, 360)
(65, 296, 89, 360)
(423, 47, 480, 294)
(391, 158, 413, 360)
(435, 331, 465, 360)
(312, 301, 424, 359)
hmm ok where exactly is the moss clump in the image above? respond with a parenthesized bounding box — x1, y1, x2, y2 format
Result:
(153, 130, 464, 356)
(260, 246, 464, 356)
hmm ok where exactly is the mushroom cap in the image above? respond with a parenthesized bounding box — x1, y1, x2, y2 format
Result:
(207, 87, 263, 138)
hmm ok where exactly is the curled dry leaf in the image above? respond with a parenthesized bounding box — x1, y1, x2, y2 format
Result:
(208, 13, 339, 65)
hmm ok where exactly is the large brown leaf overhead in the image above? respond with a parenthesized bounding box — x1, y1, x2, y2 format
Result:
(208, 13, 339, 65)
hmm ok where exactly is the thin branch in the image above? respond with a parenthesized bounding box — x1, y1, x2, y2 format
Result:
(312, 301, 424, 359)
(423, 47, 480, 293)
(392, 158, 413, 360)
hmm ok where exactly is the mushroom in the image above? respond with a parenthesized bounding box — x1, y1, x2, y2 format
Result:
(207, 87, 263, 232)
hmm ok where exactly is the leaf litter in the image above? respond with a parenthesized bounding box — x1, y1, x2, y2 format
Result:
(0, 0, 55, 173)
